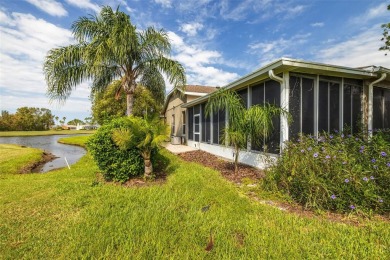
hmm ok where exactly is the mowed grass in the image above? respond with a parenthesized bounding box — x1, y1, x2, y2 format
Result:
(0, 144, 43, 175)
(0, 136, 388, 259)
(0, 130, 95, 137)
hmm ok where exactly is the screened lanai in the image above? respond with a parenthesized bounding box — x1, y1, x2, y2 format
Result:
(183, 58, 390, 168)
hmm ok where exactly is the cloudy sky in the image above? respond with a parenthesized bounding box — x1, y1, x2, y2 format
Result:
(0, 0, 389, 121)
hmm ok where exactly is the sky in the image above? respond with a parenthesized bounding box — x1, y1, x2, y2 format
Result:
(0, 0, 389, 122)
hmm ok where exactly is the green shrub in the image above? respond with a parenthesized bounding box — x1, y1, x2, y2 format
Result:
(86, 118, 144, 182)
(263, 130, 390, 214)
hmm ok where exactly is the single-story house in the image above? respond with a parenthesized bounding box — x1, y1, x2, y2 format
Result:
(162, 85, 217, 144)
(182, 58, 390, 168)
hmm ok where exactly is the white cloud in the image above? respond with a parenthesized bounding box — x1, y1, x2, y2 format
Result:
(0, 12, 91, 118)
(25, 0, 68, 17)
(317, 25, 389, 67)
(248, 33, 311, 65)
(311, 22, 324, 27)
(168, 31, 239, 88)
(154, 0, 172, 8)
(220, 0, 306, 22)
(180, 22, 204, 37)
(65, 0, 100, 13)
(349, 3, 388, 25)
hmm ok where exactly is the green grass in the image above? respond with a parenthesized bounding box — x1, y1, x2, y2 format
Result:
(0, 144, 43, 175)
(58, 135, 91, 147)
(0, 130, 95, 137)
(0, 137, 388, 259)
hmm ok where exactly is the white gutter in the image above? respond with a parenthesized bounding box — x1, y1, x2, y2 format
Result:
(268, 69, 283, 83)
(268, 69, 288, 151)
(368, 73, 387, 134)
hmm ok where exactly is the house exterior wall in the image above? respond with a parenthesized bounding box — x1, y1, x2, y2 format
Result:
(185, 70, 390, 169)
(164, 94, 203, 143)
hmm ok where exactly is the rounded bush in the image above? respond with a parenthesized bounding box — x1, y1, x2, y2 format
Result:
(263, 130, 390, 215)
(86, 117, 144, 182)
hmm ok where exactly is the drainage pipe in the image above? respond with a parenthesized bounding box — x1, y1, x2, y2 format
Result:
(368, 73, 387, 135)
(268, 69, 288, 150)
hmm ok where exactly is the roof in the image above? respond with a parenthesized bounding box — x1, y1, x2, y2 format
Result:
(162, 85, 217, 114)
(184, 85, 217, 94)
(182, 57, 389, 108)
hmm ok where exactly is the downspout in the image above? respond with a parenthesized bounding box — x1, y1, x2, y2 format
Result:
(269, 69, 283, 83)
(368, 73, 387, 136)
(268, 70, 288, 151)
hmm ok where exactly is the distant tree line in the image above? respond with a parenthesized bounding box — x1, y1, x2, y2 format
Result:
(0, 107, 54, 131)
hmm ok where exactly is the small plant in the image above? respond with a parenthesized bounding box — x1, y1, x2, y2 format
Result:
(263, 130, 390, 214)
(86, 118, 144, 182)
(112, 116, 169, 179)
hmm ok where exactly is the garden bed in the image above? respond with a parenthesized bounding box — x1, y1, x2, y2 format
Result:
(178, 150, 264, 183)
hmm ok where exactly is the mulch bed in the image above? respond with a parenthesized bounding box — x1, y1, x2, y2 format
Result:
(178, 150, 265, 183)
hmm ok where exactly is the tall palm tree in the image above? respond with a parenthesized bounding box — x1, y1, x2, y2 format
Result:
(112, 116, 169, 178)
(44, 6, 186, 116)
(205, 89, 290, 174)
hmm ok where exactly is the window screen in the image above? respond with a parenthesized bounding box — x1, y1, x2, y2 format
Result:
(373, 87, 390, 130)
(188, 107, 193, 140)
(201, 103, 211, 143)
(264, 80, 281, 153)
(237, 88, 248, 108)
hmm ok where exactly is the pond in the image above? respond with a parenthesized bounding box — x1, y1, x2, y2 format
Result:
(0, 135, 87, 172)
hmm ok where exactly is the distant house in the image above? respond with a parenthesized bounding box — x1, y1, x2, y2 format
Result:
(182, 58, 390, 169)
(76, 124, 98, 130)
(162, 85, 218, 144)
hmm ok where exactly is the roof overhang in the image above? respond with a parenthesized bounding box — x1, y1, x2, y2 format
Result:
(182, 57, 386, 108)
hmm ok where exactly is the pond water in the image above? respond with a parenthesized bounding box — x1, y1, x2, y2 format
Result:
(0, 135, 87, 172)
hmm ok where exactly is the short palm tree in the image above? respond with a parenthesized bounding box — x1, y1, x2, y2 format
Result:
(112, 116, 169, 178)
(206, 89, 290, 174)
(44, 6, 186, 115)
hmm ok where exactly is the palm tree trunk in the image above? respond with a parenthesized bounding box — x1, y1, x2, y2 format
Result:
(234, 145, 239, 174)
(142, 153, 153, 178)
(126, 93, 134, 116)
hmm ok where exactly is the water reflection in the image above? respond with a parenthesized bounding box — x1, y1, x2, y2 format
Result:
(0, 135, 87, 172)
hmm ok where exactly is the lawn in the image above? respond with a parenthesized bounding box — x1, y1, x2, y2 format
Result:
(0, 136, 388, 259)
(0, 144, 43, 175)
(0, 130, 95, 137)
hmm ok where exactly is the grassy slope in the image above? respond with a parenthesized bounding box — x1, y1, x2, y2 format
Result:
(0, 136, 388, 259)
(0, 130, 95, 137)
(0, 144, 43, 175)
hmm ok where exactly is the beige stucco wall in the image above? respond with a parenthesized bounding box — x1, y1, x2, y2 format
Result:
(164, 94, 201, 138)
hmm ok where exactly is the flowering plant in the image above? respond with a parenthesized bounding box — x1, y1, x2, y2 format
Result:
(263, 129, 390, 214)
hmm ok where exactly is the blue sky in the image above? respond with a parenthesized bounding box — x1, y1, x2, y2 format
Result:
(0, 0, 389, 121)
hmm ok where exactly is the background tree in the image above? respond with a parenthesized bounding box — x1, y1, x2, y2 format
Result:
(54, 116, 59, 125)
(206, 89, 289, 174)
(44, 6, 186, 116)
(379, 4, 390, 55)
(67, 119, 84, 125)
(0, 107, 54, 131)
(112, 116, 169, 178)
(91, 80, 163, 124)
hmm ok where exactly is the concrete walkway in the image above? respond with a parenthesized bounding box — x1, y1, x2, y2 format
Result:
(163, 143, 198, 154)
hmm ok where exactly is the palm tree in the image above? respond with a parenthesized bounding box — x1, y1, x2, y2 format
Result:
(112, 116, 169, 178)
(44, 6, 186, 116)
(205, 89, 290, 174)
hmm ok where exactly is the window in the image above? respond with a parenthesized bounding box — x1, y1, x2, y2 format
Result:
(289, 75, 315, 138)
(343, 79, 362, 134)
(250, 80, 281, 153)
(194, 104, 201, 142)
(318, 80, 340, 133)
(201, 103, 211, 143)
(188, 107, 193, 140)
(182, 111, 186, 135)
(373, 87, 390, 130)
(212, 108, 225, 145)
(237, 88, 248, 108)
(171, 114, 175, 136)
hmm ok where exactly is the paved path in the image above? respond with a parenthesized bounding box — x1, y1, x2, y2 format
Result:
(163, 143, 198, 154)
